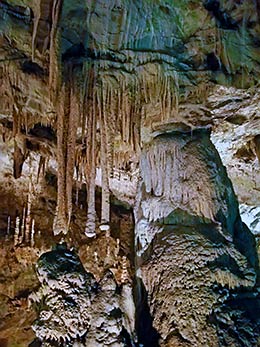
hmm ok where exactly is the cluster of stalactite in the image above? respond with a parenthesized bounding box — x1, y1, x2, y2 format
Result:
(1, 0, 221, 237)
(140, 133, 217, 222)
(2, 54, 209, 238)
(52, 60, 195, 236)
(76, 64, 185, 233)
(139, 131, 241, 239)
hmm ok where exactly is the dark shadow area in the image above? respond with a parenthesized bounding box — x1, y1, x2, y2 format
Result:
(206, 52, 220, 71)
(28, 338, 42, 347)
(209, 290, 260, 346)
(207, 253, 245, 277)
(134, 277, 160, 347)
(21, 60, 46, 78)
(203, 0, 238, 30)
(62, 43, 86, 62)
(29, 123, 56, 142)
(233, 219, 259, 279)
(120, 327, 136, 347)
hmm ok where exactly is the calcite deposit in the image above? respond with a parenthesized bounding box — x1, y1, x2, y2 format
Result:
(0, 0, 260, 346)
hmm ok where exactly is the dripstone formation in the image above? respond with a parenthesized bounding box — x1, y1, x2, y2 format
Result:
(135, 128, 260, 346)
(0, 1, 260, 346)
(30, 244, 136, 347)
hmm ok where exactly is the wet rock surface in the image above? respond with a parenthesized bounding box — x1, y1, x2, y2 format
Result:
(31, 244, 136, 347)
(135, 130, 260, 346)
(0, 0, 260, 346)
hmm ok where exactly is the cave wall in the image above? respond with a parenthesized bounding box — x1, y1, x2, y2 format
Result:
(0, 1, 260, 346)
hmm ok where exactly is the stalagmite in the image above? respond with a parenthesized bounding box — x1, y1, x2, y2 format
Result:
(121, 256, 129, 284)
(14, 216, 20, 246)
(25, 180, 32, 243)
(103, 225, 111, 258)
(115, 238, 120, 259)
(31, 218, 35, 247)
(5, 215, 11, 240)
(19, 207, 26, 244)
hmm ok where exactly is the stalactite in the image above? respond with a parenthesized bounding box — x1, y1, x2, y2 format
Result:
(105, 83, 114, 178)
(173, 71, 179, 118)
(99, 224, 110, 233)
(141, 136, 219, 223)
(75, 181, 79, 207)
(31, 1, 41, 61)
(85, 77, 97, 238)
(66, 87, 78, 226)
(107, 245, 111, 258)
(53, 85, 67, 235)
(98, 87, 110, 225)
(81, 63, 91, 139)
(54, 77, 78, 235)
(37, 156, 46, 183)
(49, 0, 62, 102)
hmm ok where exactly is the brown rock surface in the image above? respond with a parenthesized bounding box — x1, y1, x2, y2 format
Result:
(0, 0, 260, 346)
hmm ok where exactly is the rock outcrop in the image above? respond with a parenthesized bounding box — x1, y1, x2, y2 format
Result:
(30, 243, 136, 347)
(135, 128, 260, 346)
(0, 0, 260, 346)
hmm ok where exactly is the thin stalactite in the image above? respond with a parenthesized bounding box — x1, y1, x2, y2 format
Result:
(98, 85, 110, 225)
(53, 69, 79, 235)
(85, 85, 97, 237)
(49, 0, 62, 103)
(53, 84, 67, 235)
(66, 81, 78, 226)
(31, 0, 41, 61)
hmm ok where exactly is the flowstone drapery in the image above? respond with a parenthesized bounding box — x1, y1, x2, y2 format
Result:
(135, 128, 260, 347)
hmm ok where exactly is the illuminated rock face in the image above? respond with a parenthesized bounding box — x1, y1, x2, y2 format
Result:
(1, 0, 260, 237)
(31, 244, 136, 347)
(135, 129, 260, 347)
(0, 1, 260, 346)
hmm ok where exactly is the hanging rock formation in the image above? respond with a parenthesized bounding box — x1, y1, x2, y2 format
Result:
(135, 127, 260, 347)
(0, 0, 260, 346)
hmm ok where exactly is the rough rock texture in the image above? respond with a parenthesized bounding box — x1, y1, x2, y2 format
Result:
(135, 129, 260, 347)
(0, 243, 42, 347)
(30, 244, 136, 347)
(0, 0, 260, 346)
(208, 86, 260, 241)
